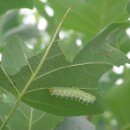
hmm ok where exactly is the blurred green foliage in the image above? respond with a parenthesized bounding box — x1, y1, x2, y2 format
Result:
(0, 0, 130, 130)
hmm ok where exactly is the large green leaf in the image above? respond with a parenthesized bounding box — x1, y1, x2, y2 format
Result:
(0, 45, 110, 115)
(25, 23, 130, 91)
(1, 24, 129, 115)
(47, 0, 129, 43)
(0, 23, 129, 115)
(0, 0, 33, 14)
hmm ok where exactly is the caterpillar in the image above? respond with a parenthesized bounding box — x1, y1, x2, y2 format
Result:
(48, 87, 96, 104)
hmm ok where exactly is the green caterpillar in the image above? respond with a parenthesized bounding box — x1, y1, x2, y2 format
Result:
(48, 87, 96, 104)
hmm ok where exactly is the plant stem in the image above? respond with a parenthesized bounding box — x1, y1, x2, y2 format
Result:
(0, 6, 71, 130)
(28, 108, 33, 130)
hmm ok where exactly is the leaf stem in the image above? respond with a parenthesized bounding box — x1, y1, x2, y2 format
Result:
(28, 108, 33, 130)
(0, 6, 71, 130)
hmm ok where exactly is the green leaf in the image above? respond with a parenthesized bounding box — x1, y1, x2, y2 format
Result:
(0, 23, 129, 115)
(59, 22, 130, 62)
(58, 31, 84, 62)
(0, 10, 42, 49)
(104, 24, 130, 54)
(0, 10, 19, 38)
(126, 0, 130, 15)
(108, 68, 130, 129)
(0, 88, 64, 130)
(26, 23, 130, 91)
(47, 0, 129, 42)
(23, 88, 106, 116)
(0, 0, 33, 14)
(0, 42, 111, 94)
(1, 36, 29, 75)
(99, 70, 121, 95)
(31, 112, 64, 130)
